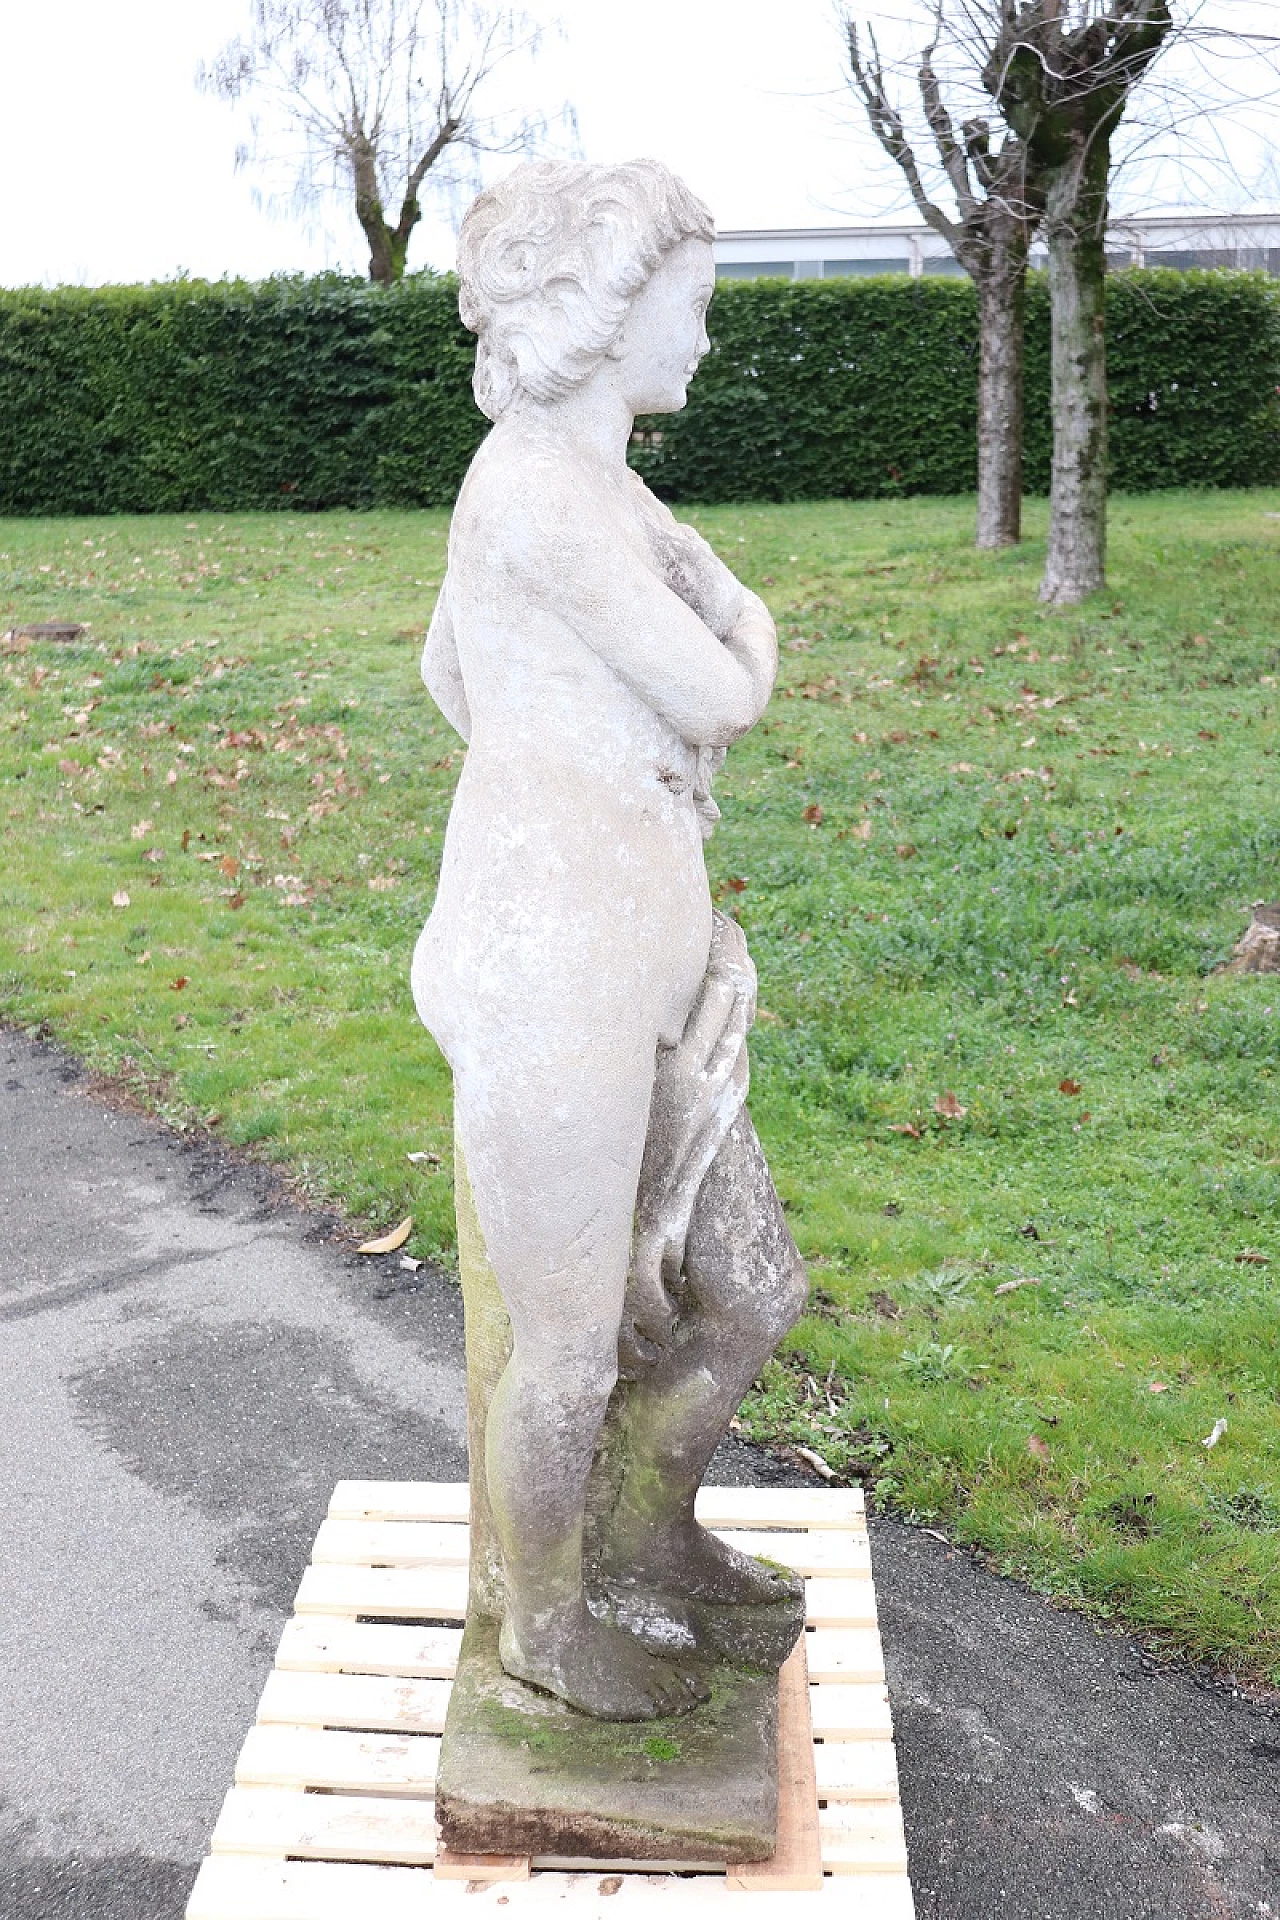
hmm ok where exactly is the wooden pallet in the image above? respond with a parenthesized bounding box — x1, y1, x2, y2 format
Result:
(186, 1482, 915, 1919)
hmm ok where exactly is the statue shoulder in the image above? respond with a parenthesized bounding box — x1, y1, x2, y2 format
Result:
(456, 427, 591, 545)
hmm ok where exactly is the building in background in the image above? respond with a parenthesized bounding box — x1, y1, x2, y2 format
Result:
(715, 212, 1280, 280)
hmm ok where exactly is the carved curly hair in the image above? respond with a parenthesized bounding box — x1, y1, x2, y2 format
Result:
(457, 159, 715, 423)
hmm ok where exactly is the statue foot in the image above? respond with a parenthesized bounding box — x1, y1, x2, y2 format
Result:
(498, 1606, 710, 1720)
(610, 1521, 802, 1608)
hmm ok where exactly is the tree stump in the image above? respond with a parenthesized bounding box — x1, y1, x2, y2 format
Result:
(1223, 904, 1280, 975)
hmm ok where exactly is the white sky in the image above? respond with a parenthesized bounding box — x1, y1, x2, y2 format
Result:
(1, 0, 1277, 288)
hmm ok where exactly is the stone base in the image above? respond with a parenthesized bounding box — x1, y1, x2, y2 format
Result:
(435, 1613, 784, 1865)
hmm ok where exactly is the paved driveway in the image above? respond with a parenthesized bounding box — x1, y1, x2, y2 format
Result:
(1, 1031, 1276, 1918)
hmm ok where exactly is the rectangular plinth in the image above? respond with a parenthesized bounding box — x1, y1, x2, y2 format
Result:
(436, 1613, 779, 1865)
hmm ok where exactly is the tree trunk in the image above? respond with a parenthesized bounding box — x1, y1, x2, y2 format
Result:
(1040, 153, 1110, 605)
(361, 213, 396, 287)
(974, 249, 1027, 550)
(350, 131, 397, 287)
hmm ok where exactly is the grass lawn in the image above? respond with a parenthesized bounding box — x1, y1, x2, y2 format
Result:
(2, 491, 1278, 1684)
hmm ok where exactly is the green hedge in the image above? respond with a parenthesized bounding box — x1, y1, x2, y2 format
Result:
(0, 269, 1276, 515)
(634, 271, 1280, 500)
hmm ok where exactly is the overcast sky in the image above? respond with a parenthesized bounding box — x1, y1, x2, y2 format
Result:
(2, 0, 1277, 288)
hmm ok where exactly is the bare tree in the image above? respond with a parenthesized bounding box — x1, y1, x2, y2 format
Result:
(982, 2, 1175, 604)
(847, 17, 1047, 549)
(201, 0, 572, 286)
(845, 3, 1279, 603)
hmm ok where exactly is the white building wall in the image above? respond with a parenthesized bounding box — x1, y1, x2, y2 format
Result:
(714, 214, 1280, 280)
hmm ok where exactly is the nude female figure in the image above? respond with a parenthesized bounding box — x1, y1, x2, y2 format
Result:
(412, 160, 808, 1721)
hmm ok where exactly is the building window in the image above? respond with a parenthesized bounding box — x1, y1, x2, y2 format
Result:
(823, 258, 910, 277)
(715, 262, 794, 280)
(922, 256, 966, 277)
(1146, 248, 1236, 270)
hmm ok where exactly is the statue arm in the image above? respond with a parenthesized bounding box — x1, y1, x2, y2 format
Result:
(524, 502, 777, 750)
(421, 579, 471, 743)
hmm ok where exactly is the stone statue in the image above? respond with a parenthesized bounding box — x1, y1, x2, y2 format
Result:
(412, 160, 808, 1760)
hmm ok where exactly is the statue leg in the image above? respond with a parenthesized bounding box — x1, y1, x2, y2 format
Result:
(597, 1106, 809, 1608)
(454, 1052, 710, 1721)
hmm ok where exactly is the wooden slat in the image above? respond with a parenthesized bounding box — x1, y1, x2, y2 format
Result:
(276, 1616, 462, 1679)
(299, 1567, 871, 1627)
(813, 1738, 900, 1802)
(212, 1787, 437, 1865)
(326, 1481, 864, 1530)
(801, 1578, 877, 1627)
(804, 1628, 884, 1683)
(313, 1520, 470, 1568)
(310, 1520, 866, 1575)
(235, 1725, 439, 1796)
(696, 1486, 865, 1530)
(187, 1855, 439, 1920)
(808, 1683, 894, 1741)
(434, 1841, 531, 1882)
(329, 1480, 470, 1523)
(258, 1671, 451, 1735)
(294, 1562, 468, 1620)
(188, 1855, 904, 1917)
(715, 1529, 870, 1577)
(818, 1804, 910, 1875)
(728, 1637, 822, 1892)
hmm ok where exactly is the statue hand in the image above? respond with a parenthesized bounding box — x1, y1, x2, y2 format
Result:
(617, 1228, 681, 1381)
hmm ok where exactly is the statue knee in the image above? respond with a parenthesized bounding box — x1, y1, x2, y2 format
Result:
(515, 1334, 618, 1421)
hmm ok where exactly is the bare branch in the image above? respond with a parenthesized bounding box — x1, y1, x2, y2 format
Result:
(199, 0, 575, 282)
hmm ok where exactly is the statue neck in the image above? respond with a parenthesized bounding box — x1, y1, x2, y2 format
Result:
(518, 377, 635, 471)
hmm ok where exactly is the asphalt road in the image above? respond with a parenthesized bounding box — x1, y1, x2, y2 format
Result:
(1, 1029, 1276, 1919)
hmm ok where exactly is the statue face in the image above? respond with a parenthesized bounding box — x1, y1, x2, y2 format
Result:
(611, 237, 716, 417)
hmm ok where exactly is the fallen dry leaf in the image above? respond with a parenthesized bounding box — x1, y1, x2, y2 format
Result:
(357, 1217, 413, 1255)
(1148, 1382, 1170, 1393)
(1026, 1433, 1052, 1462)
(1059, 1078, 1082, 1095)
(135, 950, 151, 966)
(724, 875, 748, 893)
(889, 1122, 923, 1139)
(406, 1150, 442, 1168)
(852, 819, 872, 840)
(802, 803, 824, 826)
(130, 818, 153, 840)
(181, 828, 191, 852)
(226, 891, 246, 910)
(994, 1277, 1040, 1296)
(1202, 1417, 1228, 1450)
(896, 843, 918, 860)
(170, 976, 189, 991)
(399, 1255, 423, 1273)
(934, 1091, 967, 1119)
(1234, 1250, 1269, 1266)
(111, 890, 130, 908)
(220, 854, 240, 879)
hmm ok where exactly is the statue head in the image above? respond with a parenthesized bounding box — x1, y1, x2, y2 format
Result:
(458, 159, 716, 423)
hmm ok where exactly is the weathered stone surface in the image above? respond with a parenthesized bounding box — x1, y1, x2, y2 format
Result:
(1223, 902, 1280, 974)
(436, 1613, 781, 1864)
(412, 156, 808, 1863)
